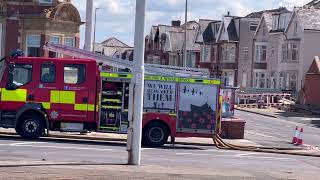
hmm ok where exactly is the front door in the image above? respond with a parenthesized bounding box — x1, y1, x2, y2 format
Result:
(58, 63, 89, 122)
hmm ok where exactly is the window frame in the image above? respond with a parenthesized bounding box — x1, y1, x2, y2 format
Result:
(200, 45, 211, 63)
(10, 63, 33, 88)
(40, 63, 56, 83)
(64, 37, 75, 47)
(39, 0, 53, 4)
(249, 23, 258, 32)
(26, 34, 41, 57)
(64, 64, 86, 85)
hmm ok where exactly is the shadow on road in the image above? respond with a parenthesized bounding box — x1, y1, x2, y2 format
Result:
(0, 134, 207, 150)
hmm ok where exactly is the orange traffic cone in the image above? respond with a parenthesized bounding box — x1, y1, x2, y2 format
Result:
(291, 126, 299, 144)
(295, 128, 304, 146)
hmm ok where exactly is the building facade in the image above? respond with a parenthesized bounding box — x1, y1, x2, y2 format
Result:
(0, 0, 82, 58)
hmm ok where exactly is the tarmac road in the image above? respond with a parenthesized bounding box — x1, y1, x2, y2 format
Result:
(0, 135, 319, 179)
(236, 110, 320, 147)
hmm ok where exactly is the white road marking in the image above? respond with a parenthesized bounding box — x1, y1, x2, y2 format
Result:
(234, 153, 257, 157)
(175, 153, 193, 155)
(10, 142, 46, 146)
(246, 131, 274, 138)
(0, 143, 114, 152)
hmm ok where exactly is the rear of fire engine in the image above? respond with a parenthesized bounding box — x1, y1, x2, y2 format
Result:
(0, 54, 221, 147)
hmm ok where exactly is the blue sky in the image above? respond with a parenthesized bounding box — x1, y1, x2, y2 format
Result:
(73, 0, 311, 47)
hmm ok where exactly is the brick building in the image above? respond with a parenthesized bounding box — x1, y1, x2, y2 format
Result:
(0, 0, 82, 58)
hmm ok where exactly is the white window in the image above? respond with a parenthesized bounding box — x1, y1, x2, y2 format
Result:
(282, 43, 299, 62)
(279, 71, 298, 91)
(243, 47, 249, 60)
(49, 36, 61, 58)
(39, 0, 53, 4)
(255, 45, 267, 62)
(249, 23, 258, 32)
(169, 54, 178, 66)
(293, 22, 298, 35)
(255, 72, 267, 88)
(242, 72, 247, 88)
(222, 71, 234, 87)
(291, 44, 298, 61)
(64, 37, 75, 47)
(201, 45, 211, 62)
(222, 44, 236, 62)
(186, 53, 196, 68)
(270, 72, 276, 89)
(272, 15, 279, 30)
(26, 35, 41, 57)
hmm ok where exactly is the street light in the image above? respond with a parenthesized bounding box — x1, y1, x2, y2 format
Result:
(93, 7, 100, 52)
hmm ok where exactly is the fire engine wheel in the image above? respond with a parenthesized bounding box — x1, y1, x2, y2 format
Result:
(16, 114, 45, 140)
(143, 122, 169, 147)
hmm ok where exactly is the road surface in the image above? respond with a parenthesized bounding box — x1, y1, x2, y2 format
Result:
(0, 136, 319, 179)
(236, 110, 320, 147)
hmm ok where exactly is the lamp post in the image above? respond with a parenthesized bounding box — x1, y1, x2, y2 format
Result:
(183, 0, 188, 69)
(93, 7, 100, 52)
(127, 0, 146, 165)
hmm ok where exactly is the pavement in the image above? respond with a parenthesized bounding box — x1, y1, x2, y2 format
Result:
(0, 137, 320, 180)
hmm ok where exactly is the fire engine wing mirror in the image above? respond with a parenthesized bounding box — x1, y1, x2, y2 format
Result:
(5, 64, 17, 90)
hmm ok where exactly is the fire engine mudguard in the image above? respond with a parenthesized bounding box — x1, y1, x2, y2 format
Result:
(15, 103, 49, 139)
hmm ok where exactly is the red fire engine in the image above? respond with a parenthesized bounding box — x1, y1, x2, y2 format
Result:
(0, 48, 221, 147)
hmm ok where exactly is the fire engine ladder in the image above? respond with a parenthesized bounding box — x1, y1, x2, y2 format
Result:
(43, 43, 210, 77)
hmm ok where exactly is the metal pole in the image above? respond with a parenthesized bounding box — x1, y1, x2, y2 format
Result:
(127, 0, 146, 165)
(84, 0, 93, 51)
(183, 0, 188, 68)
(93, 8, 100, 52)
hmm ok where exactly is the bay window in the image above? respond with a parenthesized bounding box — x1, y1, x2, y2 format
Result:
(254, 72, 267, 88)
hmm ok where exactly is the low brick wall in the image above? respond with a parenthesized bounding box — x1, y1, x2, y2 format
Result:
(220, 117, 246, 139)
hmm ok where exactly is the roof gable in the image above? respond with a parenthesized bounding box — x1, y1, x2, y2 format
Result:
(308, 56, 320, 74)
(101, 37, 130, 48)
(216, 16, 239, 42)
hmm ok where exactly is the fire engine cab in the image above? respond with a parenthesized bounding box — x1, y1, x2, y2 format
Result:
(0, 51, 221, 147)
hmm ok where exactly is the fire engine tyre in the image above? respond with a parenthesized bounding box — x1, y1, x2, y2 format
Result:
(16, 114, 45, 140)
(143, 122, 169, 147)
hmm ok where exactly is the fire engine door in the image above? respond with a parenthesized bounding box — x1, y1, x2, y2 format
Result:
(34, 61, 61, 120)
(58, 63, 89, 122)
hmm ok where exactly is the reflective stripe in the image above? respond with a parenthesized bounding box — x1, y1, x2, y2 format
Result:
(103, 99, 121, 103)
(88, 104, 95, 112)
(100, 72, 133, 79)
(101, 72, 221, 85)
(74, 104, 87, 111)
(75, 104, 95, 112)
(1, 89, 27, 102)
(50, 91, 60, 103)
(60, 91, 75, 104)
(102, 105, 121, 109)
(41, 102, 51, 109)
